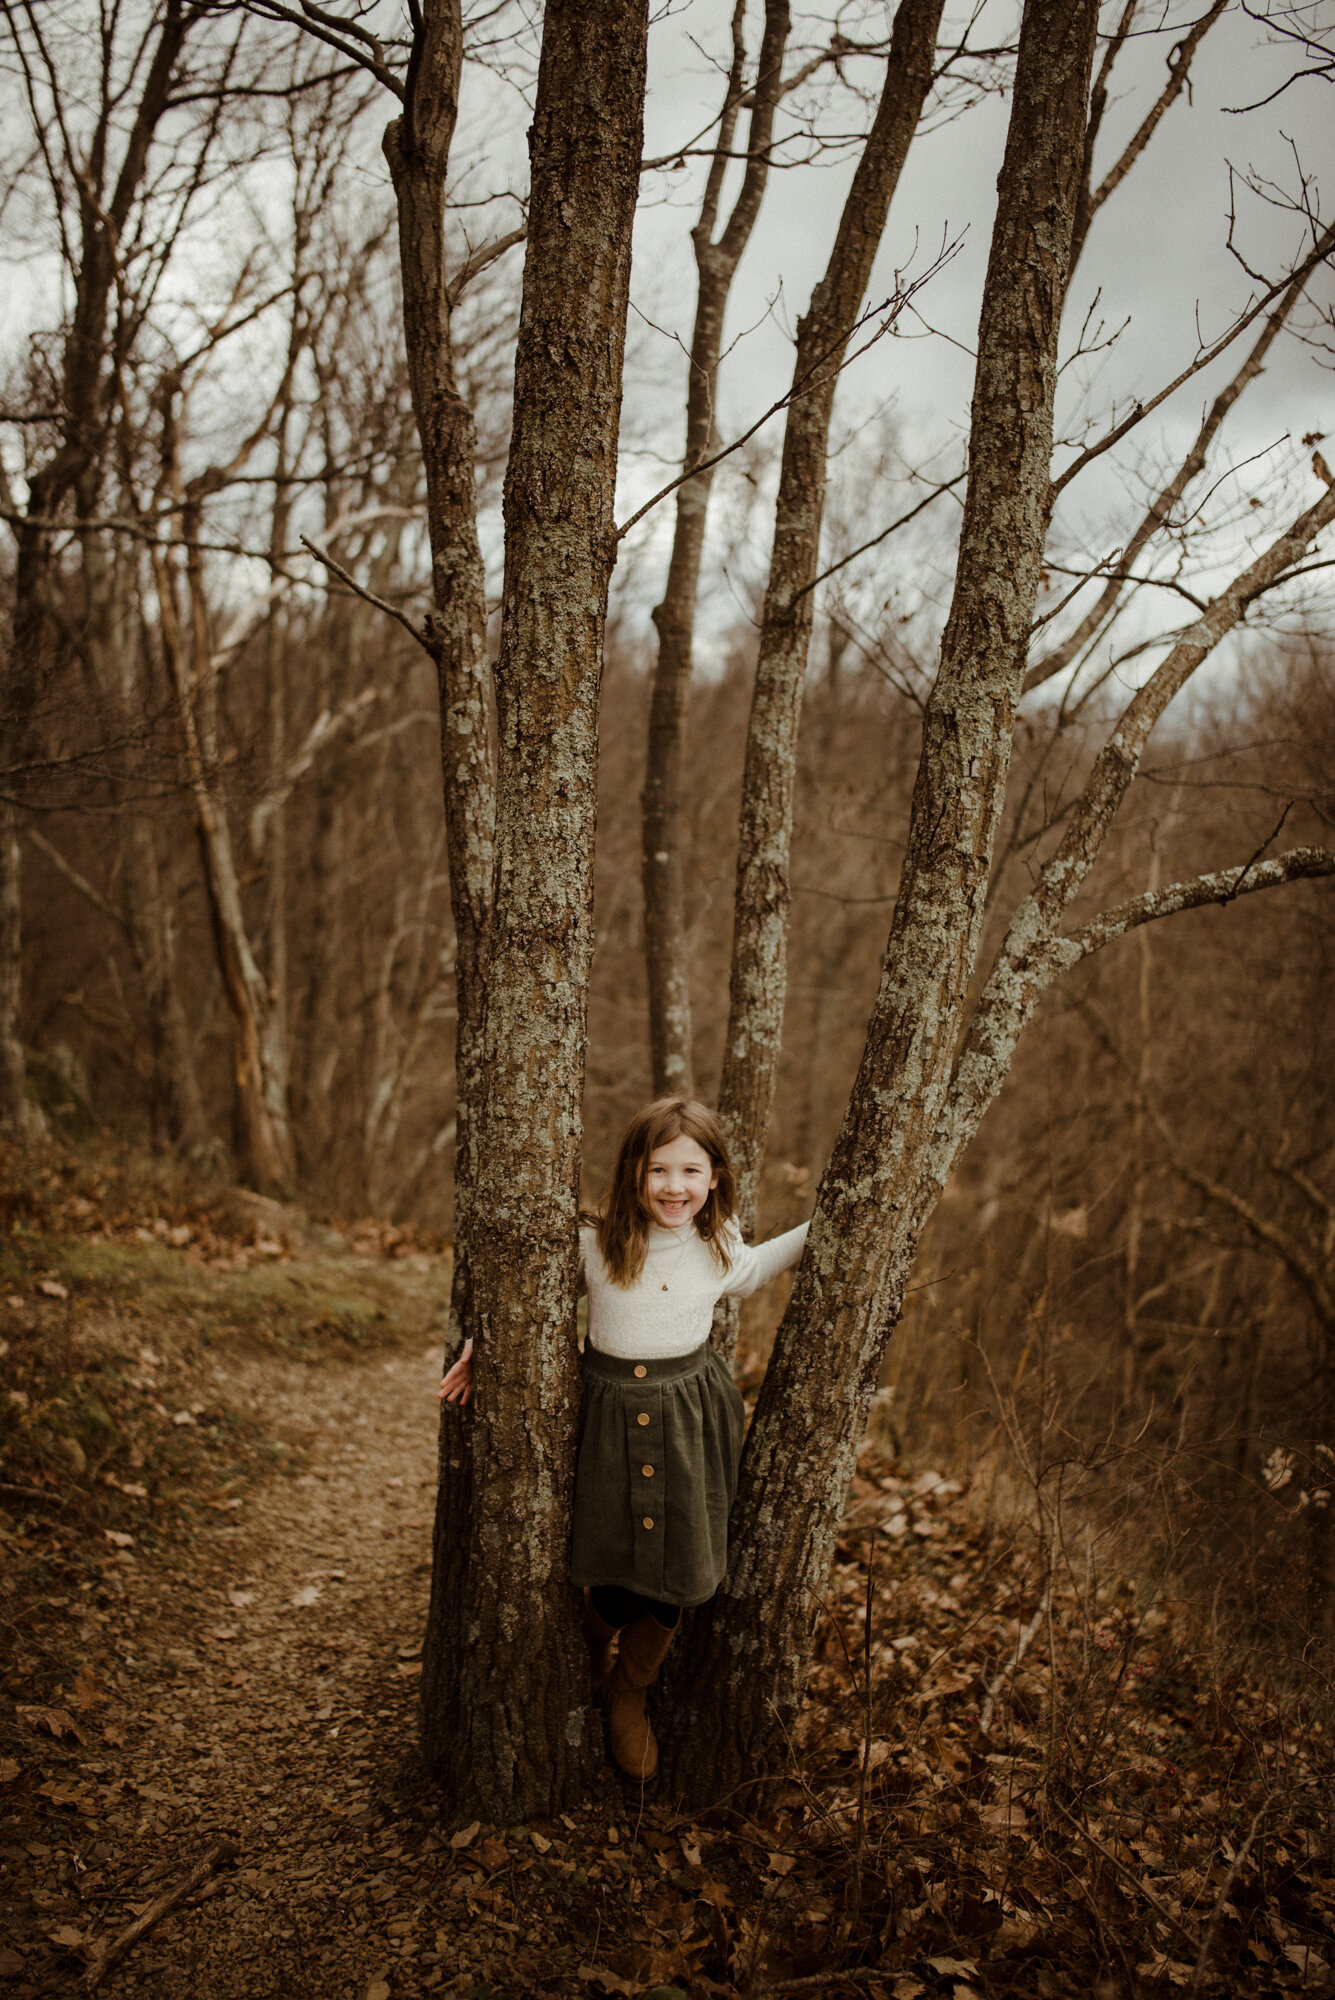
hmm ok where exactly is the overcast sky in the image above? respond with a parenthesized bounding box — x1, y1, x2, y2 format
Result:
(591, 0, 1335, 662)
(3, 1, 1331, 675)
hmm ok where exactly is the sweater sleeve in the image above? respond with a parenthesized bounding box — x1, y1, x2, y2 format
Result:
(720, 1219, 809, 1299)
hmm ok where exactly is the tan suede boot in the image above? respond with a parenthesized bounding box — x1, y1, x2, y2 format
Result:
(581, 1588, 618, 1698)
(601, 1613, 675, 1781)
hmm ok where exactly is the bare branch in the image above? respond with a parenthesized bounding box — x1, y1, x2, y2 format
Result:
(1070, 1, 1229, 271)
(445, 224, 525, 308)
(616, 243, 960, 541)
(248, 687, 380, 852)
(1028, 219, 1335, 691)
(299, 535, 428, 650)
(1049, 228, 1335, 505)
(1058, 844, 1335, 966)
(22, 827, 129, 936)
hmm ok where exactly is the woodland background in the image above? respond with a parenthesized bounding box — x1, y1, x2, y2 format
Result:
(3, 0, 1335, 1988)
(3, 0, 1333, 1662)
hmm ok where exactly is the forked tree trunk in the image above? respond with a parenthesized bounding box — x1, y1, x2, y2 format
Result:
(642, 0, 790, 1094)
(716, 0, 945, 1247)
(418, 0, 648, 1819)
(665, 0, 1100, 1799)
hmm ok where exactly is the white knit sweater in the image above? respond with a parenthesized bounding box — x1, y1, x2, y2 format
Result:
(580, 1216, 809, 1360)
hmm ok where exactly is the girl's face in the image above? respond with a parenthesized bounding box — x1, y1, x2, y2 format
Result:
(642, 1134, 719, 1229)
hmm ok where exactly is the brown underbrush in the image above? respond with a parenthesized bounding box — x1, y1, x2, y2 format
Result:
(1, 1147, 1333, 1998)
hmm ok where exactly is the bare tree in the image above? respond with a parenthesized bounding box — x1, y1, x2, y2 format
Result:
(417, 0, 649, 1817)
(714, 0, 946, 1331)
(668, 0, 1108, 1795)
(0, 0, 199, 1132)
(666, 0, 1335, 1798)
(641, 0, 791, 1095)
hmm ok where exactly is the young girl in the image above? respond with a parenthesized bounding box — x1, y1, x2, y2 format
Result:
(438, 1096, 808, 1782)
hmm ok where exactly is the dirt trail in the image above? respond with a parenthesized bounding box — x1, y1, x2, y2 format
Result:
(12, 1338, 471, 1998)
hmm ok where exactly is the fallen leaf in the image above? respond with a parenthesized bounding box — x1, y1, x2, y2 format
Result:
(766, 1851, 795, 1876)
(577, 1969, 637, 1997)
(395, 1659, 423, 1677)
(171, 1409, 196, 1426)
(37, 1279, 69, 1300)
(530, 1831, 552, 1854)
(45, 1925, 87, 1950)
(477, 1837, 509, 1872)
(1284, 1945, 1329, 1975)
(228, 1589, 256, 1608)
(0, 1759, 19, 1783)
(38, 1780, 97, 1815)
(4, 1294, 23, 1309)
(290, 1585, 322, 1608)
(0, 1946, 23, 1975)
(365, 1980, 390, 2000)
(16, 1705, 85, 1743)
(680, 1838, 702, 1868)
(104, 1530, 134, 1550)
(449, 1820, 481, 1851)
(396, 1640, 422, 1659)
(102, 1723, 126, 1747)
(73, 1666, 105, 1711)
(208, 1627, 239, 1642)
(925, 1958, 978, 1978)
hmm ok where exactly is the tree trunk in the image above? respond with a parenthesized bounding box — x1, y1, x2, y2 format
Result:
(152, 532, 293, 1196)
(1, 1, 190, 1141)
(716, 0, 945, 1250)
(710, 0, 943, 1362)
(383, 0, 496, 1346)
(665, 0, 1099, 1800)
(642, 0, 791, 1095)
(121, 819, 211, 1155)
(418, 0, 648, 1819)
(0, 805, 37, 1137)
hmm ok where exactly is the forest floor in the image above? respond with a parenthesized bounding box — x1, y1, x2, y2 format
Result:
(2, 1141, 1334, 2000)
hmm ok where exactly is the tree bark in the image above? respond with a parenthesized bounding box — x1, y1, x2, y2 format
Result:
(383, 0, 496, 1341)
(715, 0, 945, 1262)
(0, 806, 37, 1137)
(418, 0, 648, 1819)
(642, 0, 790, 1095)
(665, 0, 1100, 1800)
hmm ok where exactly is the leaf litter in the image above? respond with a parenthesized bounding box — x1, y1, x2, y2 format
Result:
(2, 1152, 1334, 1996)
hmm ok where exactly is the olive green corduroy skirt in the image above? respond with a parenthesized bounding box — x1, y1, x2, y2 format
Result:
(570, 1343, 745, 1608)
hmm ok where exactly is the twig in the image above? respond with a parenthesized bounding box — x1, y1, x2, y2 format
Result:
(85, 1837, 239, 1989)
(0, 1481, 66, 1507)
(748, 1970, 885, 1997)
(615, 241, 960, 542)
(1187, 1794, 1273, 1997)
(299, 536, 428, 651)
(980, 1587, 1049, 1734)
(1049, 1798, 1197, 1952)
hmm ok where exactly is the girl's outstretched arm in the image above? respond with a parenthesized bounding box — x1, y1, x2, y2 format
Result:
(721, 1219, 810, 1298)
(438, 1337, 473, 1406)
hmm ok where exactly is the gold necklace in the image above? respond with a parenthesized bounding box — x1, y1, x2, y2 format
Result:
(645, 1226, 693, 1292)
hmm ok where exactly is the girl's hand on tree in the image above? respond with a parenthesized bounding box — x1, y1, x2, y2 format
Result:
(438, 1337, 474, 1406)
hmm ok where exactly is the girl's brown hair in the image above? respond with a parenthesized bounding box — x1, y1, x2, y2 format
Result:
(585, 1098, 737, 1287)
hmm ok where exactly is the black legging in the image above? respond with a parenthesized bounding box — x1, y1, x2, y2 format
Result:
(590, 1584, 681, 1630)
